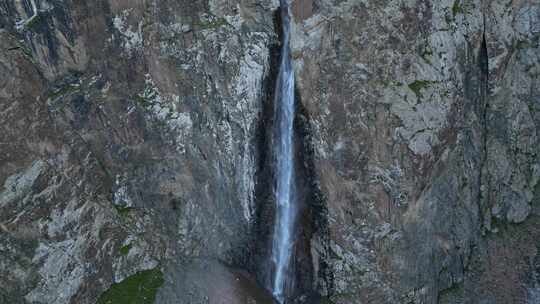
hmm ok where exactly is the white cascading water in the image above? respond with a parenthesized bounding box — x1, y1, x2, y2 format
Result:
(271, 1, 296, 303)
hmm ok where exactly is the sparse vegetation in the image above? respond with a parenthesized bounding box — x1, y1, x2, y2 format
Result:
(320, 297, 337, 304)
(195, 17, 228, 30)
(25, 14, 42, 30)
(408, 80, 434, 99)
(47, 85, 79, 101)
(6, 34, 37, 64)
(114, 205, 134, 216)
(96, 268, 164, 304)
(452, 1, 463, 17)
(382, 79, 404, 87)
(119, 243, 132, 256)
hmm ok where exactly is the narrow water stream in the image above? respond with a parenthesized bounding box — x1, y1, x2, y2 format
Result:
(270, 1, 296, 303)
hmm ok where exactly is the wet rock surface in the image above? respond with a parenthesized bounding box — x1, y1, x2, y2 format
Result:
(0, 0, 538, 304)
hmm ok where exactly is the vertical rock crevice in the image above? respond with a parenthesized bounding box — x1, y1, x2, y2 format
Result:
(478, 19, 490, 233)
(292, 89, 333, 302)
(250, 5, 283, 295)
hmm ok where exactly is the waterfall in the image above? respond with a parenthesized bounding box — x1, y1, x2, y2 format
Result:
(16, 0, 39, 30)
(271, 1, 296, 303)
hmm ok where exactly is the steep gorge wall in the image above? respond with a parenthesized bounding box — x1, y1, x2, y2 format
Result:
(0, 0, 279, 303)
(290, 0, 540, 303)
(0, 0, 539, 304)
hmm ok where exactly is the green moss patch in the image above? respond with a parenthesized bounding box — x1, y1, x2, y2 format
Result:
(97, 268, 164, 304)
(119, 243, 132, 256)
(452, 1, 463, 16)
(382, 79, 403, 87)
(25, 14, 43, 30)
(114, 205, 134, 216)
(408, 80, 434, 99)
(195, 17, 228, 30)
(320, 297, 336, 304)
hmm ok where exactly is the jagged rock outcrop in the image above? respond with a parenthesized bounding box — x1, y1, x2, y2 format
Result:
(0, 0, 538, 304)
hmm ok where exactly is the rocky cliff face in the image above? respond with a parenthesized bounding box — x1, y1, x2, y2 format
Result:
(289, 1, 540, 303)
(0, 0, 538, 304)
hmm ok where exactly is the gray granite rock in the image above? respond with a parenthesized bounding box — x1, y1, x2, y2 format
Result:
(0, 0, 538, 303)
